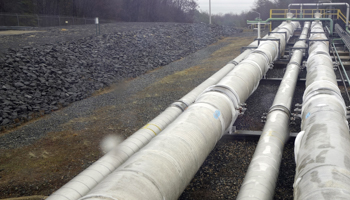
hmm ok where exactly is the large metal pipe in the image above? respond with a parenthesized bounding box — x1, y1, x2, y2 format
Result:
(237, 21, 310, 200)
(77, 20, 299, 200)
(288, 3, 349, 28)
(293, 18, 350, 199)
(47, 33, 268, 200)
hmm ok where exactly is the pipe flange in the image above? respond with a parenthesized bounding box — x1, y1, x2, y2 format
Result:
(171, 100, 188, 111)
(268, 104, 291, 117)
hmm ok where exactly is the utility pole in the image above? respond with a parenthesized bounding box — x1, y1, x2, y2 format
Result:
(209, 0, 211, 24)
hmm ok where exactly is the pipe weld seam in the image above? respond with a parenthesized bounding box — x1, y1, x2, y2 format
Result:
(304, 87, 343, 105)
(312, 51, 329, 57)
(240, 60, 264, 78)
(79, 194, 118, 200)
(194, 102, 226, 135)
(268, 105, 291, 117)
(287, 61, 301, 69)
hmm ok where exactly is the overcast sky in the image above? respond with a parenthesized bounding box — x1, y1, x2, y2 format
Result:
(196, 0, 256, 15)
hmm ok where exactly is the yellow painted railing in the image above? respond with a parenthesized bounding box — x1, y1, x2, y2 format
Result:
(271, 9, 337, 19)
(270, 9, 346, 23)
(269, 9, 348, 31)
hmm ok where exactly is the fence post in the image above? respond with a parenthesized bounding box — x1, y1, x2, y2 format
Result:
(16, 13, 19, 26)
(84, 17, 86, 25)
(72, 17, 74, 25)
(37, 14, 39, 27)
(58, 15, 60, 26)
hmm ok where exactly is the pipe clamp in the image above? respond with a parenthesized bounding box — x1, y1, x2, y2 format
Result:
(171, 100, 188, 111)
(202, 85, 240, 109)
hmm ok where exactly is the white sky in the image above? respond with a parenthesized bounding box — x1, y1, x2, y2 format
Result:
(196, 0, 256, 15)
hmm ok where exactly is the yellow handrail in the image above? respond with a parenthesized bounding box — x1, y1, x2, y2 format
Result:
(339, 11, 348, 25)
(270, 9, 344, 23)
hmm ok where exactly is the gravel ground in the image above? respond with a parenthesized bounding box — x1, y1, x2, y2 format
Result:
(0, 22, 239, 130)
(0, 28, 262, 198)
(0, 38, 235, 149)
(2, 25, 344, 200)
(0, 22, 177, 55)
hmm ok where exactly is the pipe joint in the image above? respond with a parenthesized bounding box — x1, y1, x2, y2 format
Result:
(171, 100, 188, 111)
(228, 60, 239, 65)
(202, 85, 240, 110)
(252, 49, 273, 66)
(303, 87, 345, 113)
(268, 104, 291, 118)
(287, 61, 302, 69)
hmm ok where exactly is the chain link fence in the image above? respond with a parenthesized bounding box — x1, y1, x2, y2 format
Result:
(0, 13, 114, 27)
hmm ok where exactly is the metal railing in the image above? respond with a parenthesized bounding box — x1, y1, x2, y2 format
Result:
(268, 9, 348, 32)
(270, 9, 347, 23)
(0, 13, 114, 27)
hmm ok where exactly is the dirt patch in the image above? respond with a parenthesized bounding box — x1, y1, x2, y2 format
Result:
(0, 30, 46, 36)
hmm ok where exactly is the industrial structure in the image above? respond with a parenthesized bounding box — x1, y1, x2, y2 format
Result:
(48, 3, 350, 200)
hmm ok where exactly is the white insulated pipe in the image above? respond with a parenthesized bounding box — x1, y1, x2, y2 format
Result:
(47, 35, 268, 200)
(293, 19, 350, 199)
(77, 20, 299, 200)
(288, 3, 349, 28)
(237, 21, 310, 200)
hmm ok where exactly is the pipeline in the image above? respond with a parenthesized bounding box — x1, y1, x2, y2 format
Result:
(293, 18, 350, 199)
(76, 19, 299, 200)
(237, 21, 310, 200)
(47, 30, 276, 200)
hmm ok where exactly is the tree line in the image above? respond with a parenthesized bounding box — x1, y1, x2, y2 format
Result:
(194, 0, 349, 27)
(0, 0, 198, 22)
(0, 0, 349, 26)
